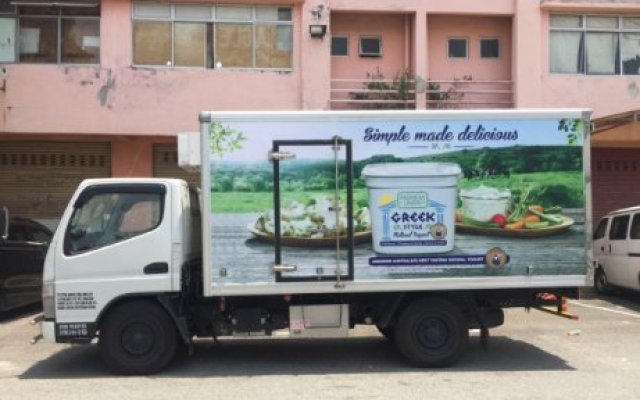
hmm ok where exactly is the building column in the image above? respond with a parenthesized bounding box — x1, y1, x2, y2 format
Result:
(301, 1, 331, 110)
(513, 0, 543, 107)
(413, 11, 428, 110)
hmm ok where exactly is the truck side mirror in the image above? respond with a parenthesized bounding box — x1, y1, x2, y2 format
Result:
(0, 205, 8, 240)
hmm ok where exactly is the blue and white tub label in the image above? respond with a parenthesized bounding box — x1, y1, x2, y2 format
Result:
(369, 188, 456, 254)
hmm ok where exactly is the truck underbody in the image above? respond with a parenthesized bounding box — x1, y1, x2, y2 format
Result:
(86, 263, 578, 375)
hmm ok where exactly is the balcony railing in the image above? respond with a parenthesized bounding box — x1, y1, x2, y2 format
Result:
(330, 78, 514, 110)
(330, 78, 416, 110)
(425, 79, 514, 109)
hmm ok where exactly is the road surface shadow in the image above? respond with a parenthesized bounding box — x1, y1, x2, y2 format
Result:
(21, 334, 573, 379)
(590, 289, 640, 312)
(0, 304, 42, 323)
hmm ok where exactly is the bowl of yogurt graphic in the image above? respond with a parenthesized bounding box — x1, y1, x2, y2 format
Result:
(361, 162, 461, 255)
(459, 185, 511, 222)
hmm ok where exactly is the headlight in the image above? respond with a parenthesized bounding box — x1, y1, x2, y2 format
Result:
(42, 282, 55, 320)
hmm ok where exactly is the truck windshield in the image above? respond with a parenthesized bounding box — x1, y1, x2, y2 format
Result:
(64, 191, 163, 255)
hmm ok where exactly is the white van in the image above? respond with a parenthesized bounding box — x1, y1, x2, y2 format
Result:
(592, 206, 640, 294)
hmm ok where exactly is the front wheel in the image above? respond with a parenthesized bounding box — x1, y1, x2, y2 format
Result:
(394, 298, 468, 368)
(594, 268, 613, 296)
(99, 301, 178, 375)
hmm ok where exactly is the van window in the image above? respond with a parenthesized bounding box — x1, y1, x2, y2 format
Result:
(593, 217, 609, 240)
(609, 215, 630, 240)
(630, 214, 640, 239)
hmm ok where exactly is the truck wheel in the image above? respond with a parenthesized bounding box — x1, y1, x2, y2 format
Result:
(99, 301, 178, 375)
(594, 268, 613, 296)
(394, 298, 468, 368)
(376, 325, 395, 342)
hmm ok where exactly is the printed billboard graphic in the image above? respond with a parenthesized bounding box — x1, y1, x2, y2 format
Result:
(206, 116, 586, 284)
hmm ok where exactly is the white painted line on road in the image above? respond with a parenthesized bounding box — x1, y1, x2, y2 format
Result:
(570, 300, 640, 319)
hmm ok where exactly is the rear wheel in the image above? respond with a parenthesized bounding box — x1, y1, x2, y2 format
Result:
(376, 325, 395, 342)
(99, 301, 178, 375)
(394, 298, 468, 368)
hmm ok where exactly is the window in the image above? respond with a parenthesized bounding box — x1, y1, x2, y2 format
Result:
(631, 214, 640, 239)
(64, 187, 164, 255)
(550, 14, 640, 75)
(132, 3, 293, 69)
(480, 38, 500, 58)
(331, 35, 348, 57)
(593, 217, 609, 240)
(609, 215, 630, 240)
(359, 36, 381, 57)
(448, 38, 468, 58)
(0, 3, 100, 64)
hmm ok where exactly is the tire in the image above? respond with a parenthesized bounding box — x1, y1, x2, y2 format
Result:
(99, 301, 178, 375)
(594, 267, 613, 296)
(394, 298, 468, 368)
(376, 325, 395, 342)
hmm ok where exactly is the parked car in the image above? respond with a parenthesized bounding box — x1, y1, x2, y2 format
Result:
(592, 205, 640, 295)
(0, 206, 52, 312)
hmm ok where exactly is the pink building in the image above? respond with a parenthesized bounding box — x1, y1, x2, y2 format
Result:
(0, 0, 639, 220)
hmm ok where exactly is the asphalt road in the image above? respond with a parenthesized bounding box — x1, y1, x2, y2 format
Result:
(1, 292, 640, 400)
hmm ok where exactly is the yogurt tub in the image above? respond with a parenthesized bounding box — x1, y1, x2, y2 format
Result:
(361, 162, 461, 254)
(460, 186, 511, 222)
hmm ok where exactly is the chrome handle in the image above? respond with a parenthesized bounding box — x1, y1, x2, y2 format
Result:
(272, 264, 297, 272)
(268, 151, 296, 161)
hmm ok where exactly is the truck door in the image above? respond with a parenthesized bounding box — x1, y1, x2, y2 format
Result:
(270, 138, 354, 283)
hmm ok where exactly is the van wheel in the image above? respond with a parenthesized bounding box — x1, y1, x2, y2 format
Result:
(394, 298, 468, 367)
(594, 268, 613, 296)
(99, 301, 178, 375)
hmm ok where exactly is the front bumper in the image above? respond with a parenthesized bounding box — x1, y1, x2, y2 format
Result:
(41, 320, 56, 343)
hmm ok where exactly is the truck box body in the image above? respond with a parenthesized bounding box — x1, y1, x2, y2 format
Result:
(200, 110, 591, 296)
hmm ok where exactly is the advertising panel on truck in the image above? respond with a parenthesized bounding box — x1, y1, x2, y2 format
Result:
(201, 110, 590, 294)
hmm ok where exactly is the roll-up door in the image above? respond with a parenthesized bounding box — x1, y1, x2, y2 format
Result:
(0, 141, 111, 219)
(153, 144, 200, 187)
(591, 148, 640, 224)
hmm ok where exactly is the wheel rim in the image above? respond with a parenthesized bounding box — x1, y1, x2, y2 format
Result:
(415, 317, 450, 350)
(121, 322, 156, 356)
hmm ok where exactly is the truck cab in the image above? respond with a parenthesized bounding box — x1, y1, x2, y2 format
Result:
(40, 179, 200, 353)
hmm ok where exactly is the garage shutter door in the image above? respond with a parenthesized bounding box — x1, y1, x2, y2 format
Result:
(591, 148, 640, 223)
(0, 141, 111, 220)
(153, 144, 200, 187)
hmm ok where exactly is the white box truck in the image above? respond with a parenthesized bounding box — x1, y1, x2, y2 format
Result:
(27, 109, 591, 375)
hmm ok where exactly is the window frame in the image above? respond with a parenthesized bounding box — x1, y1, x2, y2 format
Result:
(0, 4, 100, 65)
(331, 34, 348, 57)
(480, 37, 500, 59)
(131, 2, 294, 71)
(447, 37, 468, 59)
(64, 184, 166, 256)
(593, 217, 609, 240)
(609, 214, 630, 241)
(359, 35, 381, 57)
(549, 13, 640, 76)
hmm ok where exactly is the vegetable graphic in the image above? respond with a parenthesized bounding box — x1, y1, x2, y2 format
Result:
(489, 214, 507, 228)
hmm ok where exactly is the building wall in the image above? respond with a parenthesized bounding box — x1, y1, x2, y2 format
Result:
(331, 13, 410, 81)
(1, 0, 305, 139)
(2, 0, 639, 135)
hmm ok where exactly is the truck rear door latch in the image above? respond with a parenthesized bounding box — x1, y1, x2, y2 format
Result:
(268, 151, 296, 161)
(272, 264, 298, 273)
